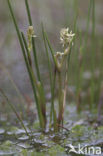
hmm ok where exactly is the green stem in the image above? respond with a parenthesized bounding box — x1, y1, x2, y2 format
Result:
(32, 37, 46, 123)
(25, 0, 32, 25)
(32, 37, 41, 82)
(57, 71, 63, 125)
(62, 59, 68, 125)
(21, 35, 44, 129)
(42, 24, 56, 126)
(51, 68, 58, 131)
(7, 0, 44, 129)
(21, 32, 45, 128)
(37, 82, 46, 126)
(0, 89, 29, 137)
(90, 0, 96, 111)
(25, 0, 46, 116)
(21, 32, 32, 67)
(21, 32, 38, 88)
(85, 0, 92, 44)
(44, 31, 58, 69)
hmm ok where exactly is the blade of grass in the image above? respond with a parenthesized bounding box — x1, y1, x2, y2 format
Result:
(90, 0, 96, 110)
(24, 0, 46, 113)
(41, 24, 53, 88)
(37, 82, 46, 125)
(46, 66, 58, 131)
(21, 34, 45, 128)
(75, 31, 84, 112)
(21, 32, 45, 128)
(25, 0, 46, 111)
(32, 37, 46, 122)
(57, 71, 62, 124)
(92, 0, 95, 39)
(32, 37, 41, 82)
(73, 0, 78, 33)
(42, 25, 54, 123)
(0, 88, 29, 137)
(21, 32, 32, 67)
(7, 0, 44, 129)
(51, 68, 58, 131)
(25, 0, 32, 25)
(62, 59, 68, 123)
(75, 0, 92, 112)
(85, 0, 92, 43)
(42, 25, 58, 130)
(42, 24, 53, 87)
(43, 31, 58, 69)
(32, 36, 46, 121)
(7, 0, 25, 58)
(21, 32, 38, 87)
(78, 0, 93, 111)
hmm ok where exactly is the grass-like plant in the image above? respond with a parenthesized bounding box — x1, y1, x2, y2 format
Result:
(7, 0, 75, 132)
(74, 0, 96, 112)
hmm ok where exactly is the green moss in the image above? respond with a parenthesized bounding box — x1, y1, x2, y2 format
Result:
(33, 122, 40, 130)
(72, 125, 86, 137)
(48, 144, 65, 156)
(20, 150, 45, 156)
(8, 126, 19, 134)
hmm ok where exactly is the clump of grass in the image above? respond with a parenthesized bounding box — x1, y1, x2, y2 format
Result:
(6, 0, 75, 132)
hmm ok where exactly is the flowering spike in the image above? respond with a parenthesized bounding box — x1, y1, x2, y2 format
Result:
(60, 28, 75, 48)
(27, 26, 36, 52)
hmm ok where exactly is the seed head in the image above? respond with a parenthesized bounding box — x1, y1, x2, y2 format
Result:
(60, 28, 75, 48)
(27, 26, 36, 38)
(27, 26, 36, 52)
